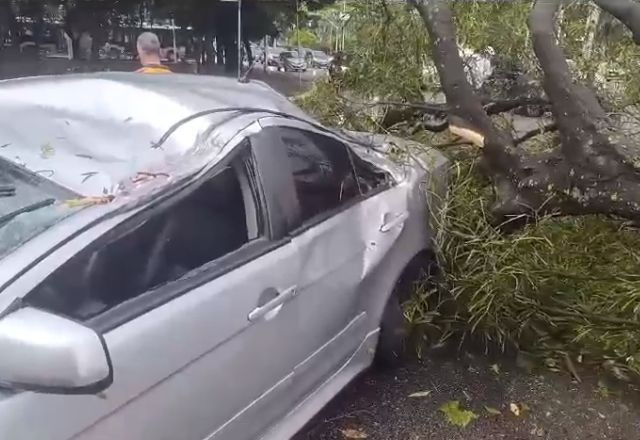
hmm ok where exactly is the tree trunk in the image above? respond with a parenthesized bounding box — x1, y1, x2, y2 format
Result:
(224, 40, 238, 74)
(583, 3, 602, 60)
(216, 38, 224, 65)
(244, 39, 252, 65)
(409, 0, 640, 221)
(204, 32, 214, 65)
(593, 0, 640, 43)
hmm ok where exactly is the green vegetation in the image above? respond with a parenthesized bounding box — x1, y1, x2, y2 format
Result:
(285, 28, 318, 48)
(296, 0, 640, 381)
(434, 161, 640, 378)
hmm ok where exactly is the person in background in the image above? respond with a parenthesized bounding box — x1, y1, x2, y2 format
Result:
(136, 32, 171, 74)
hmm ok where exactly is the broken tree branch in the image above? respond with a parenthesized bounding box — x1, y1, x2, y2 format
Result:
(407, 0, 640, 222)
(484, 97, 549, 115)
(408, 0, 497, 139)
(514, 122, 558, 145)
(409, 0, 519, 173)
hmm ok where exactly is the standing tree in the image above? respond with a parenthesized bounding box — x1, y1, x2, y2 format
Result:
(409, 0, 640, 222)
(0, 2, 16, 51)
(155, 0, 279, 72)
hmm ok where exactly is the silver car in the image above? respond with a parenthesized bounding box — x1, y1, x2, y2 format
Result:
(305, 50, 331, 69)
(0, 73, 448, 440)
(279, 51, 307, 72)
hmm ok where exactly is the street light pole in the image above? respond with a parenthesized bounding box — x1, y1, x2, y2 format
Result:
(171, 18, 178, 64)
(237, 0, 242, 79)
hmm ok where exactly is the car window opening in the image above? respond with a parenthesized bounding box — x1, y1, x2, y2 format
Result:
(259, 126, 392, 224)
(26, 145, 260, 321)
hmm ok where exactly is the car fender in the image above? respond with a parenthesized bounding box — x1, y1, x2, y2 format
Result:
(359, 217, 433, 332)
(349, 136, 449, 333)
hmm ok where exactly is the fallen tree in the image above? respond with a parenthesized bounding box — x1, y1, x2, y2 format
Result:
(410, 0, 640, 222)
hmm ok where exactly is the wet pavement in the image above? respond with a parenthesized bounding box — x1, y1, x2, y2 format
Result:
(293, 355, 640, 440)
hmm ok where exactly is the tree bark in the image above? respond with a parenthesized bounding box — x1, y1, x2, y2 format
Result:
(244, 39, 252, 65)
(583, 3, 602, 60)
(204, 32, 214, 65)
(593, 0, 640, 44)
(409, 0, 640, 221)
(409, 0, 519, 173)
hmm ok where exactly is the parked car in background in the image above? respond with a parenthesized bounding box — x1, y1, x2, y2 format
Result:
(305, 49, 331, 69)
(0, 72, 447, 440)
(99, 42, 126, 60)
(265, 46, 285, 67)
(279, 50, 307, 72)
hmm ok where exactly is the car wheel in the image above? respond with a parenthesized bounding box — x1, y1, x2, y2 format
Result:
(375, 254, 437, 368)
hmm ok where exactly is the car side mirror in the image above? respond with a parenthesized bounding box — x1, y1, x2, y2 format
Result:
(0, 307, 112, 394)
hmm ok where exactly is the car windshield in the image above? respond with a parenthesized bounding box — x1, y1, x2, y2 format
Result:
(0, 159, 82, 260)
(282, 51, 296, 58)
(313, 51, 328, 59)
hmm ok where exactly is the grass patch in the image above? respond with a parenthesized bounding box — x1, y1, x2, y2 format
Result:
(431, 162, 640, 379)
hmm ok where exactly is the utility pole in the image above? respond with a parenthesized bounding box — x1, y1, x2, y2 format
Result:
(237, 0, 242, 79)
(171, 17, 178, 64)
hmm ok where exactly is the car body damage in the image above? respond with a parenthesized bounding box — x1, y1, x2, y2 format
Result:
(0, 73, 449, 440)
(0, 73, 305, 199)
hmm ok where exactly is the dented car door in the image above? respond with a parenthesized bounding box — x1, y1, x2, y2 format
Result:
(254, 119, 372, 400)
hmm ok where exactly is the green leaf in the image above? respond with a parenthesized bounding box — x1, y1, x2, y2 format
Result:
(439, 400, 478, 428)
(40, 142, 55, 159)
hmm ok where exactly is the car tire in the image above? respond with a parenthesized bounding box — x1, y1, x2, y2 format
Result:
(375, 254, 437, 368)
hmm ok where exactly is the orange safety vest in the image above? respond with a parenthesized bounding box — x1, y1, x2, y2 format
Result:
(135, 64, 172, 74)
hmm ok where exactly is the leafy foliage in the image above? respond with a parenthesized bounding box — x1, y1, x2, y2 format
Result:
(560, 2, 640, 108)
(452, 0, 535, 71)
(431, 161, 640, 378)
(286, 28, 317, 48)
(439, 400, 478, 428)
(337, 2, 431, 100)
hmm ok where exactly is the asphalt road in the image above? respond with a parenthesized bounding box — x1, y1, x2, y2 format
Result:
(293, 354, 640, 440)
(246, 65, 325, 96)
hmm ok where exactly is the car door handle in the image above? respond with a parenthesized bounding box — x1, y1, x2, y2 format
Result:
(248, 286, 297, 322)
(380, 212, 409, 233)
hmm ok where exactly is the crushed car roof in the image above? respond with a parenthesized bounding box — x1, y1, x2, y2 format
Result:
(0, 72, 308, 196)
